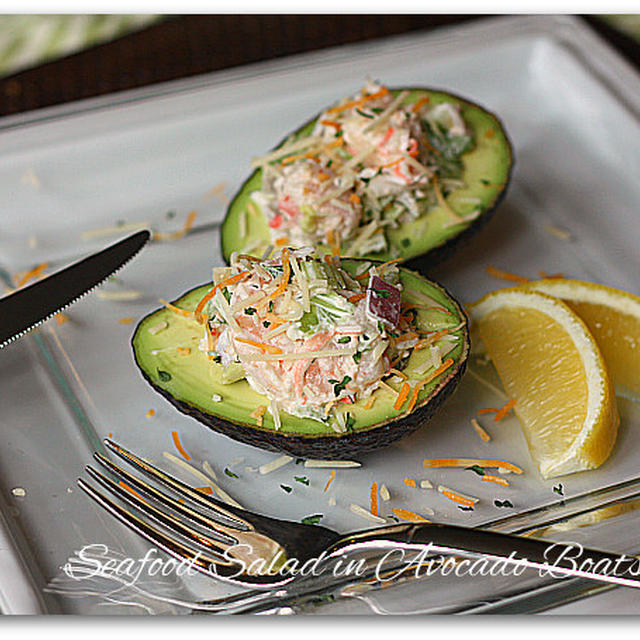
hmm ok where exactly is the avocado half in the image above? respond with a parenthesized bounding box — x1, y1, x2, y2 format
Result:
(132, 261, 470, 459)
(221, 87, 513, 267)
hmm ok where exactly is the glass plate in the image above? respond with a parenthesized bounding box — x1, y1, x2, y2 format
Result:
(2, 15, 640, 614)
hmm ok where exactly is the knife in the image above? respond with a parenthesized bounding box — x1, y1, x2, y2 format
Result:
(0, 230, 150, 349)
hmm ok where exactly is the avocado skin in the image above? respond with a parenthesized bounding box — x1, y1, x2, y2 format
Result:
(135, 346, 467, 459)
(220, 86, 514, 268)
(131, 267, 469, 459)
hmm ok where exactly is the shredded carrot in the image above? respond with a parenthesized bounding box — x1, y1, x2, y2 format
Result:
(363, 396, 376, 410)
(482, 475, 510, 487)
(348, 293, 365, 304)
(171, 431, 191, 461)
(328, 229, 340, 256)
(323, 138, 344, 150)
(145, 409, 155, 419)
(494, 398, 517, 422)
(471, 418, 491, 443)
(405, 358, 454, 413)
(158, 298, 194, 318)
(194, 271, 251, 321)
(412, 96, 430, 112)
(477, 407, 498, 415)
(275, 236, 290, 247)
(404, 477, 417, 488)
(389, 368, 407, 380)
(119, 481, 145, 501)
(393, 382, 411, 410)
(264, 248, 291, 304)
(235, 336, 283, 355)
(56, 313, 69, 325)
(183, 210, 197, 233)
(177, 347, 191, 356)
(377, 257, 403, 272)
(486, 265, 530, 284)
(324, 470, 336, 492)
(118, 317, 134, 324)
(380, 126, 395, 147)
(382, 157, 402, 169)
(370, 481, 379, 516)
(424, 458, 524, 474)
(326, 87, 389, 114)
(438, 487, 476, 507)
(16, 262, 48, 287)
(197, 486, 214, 495)
(355, 271, 370, 280)
(392, 508, 430, 523)
(250, 405, 267, 427)
(320, 119, 342, 130)
(349, 193, 361, 205)
(414, 329, 450, 350)
(538, 270, 565, 279)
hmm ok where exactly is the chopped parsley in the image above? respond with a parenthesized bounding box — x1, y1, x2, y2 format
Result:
(280, 484, 292, 493)
(157, 369, 172, 382)
(244, 307, 257, 315)
(377, 321, 386, 334)
(465, 465, 486, 477)
(352, 352, 362, 364)
(553, 484, 564, 496)
(458, 506, 475, 512)
(494, 499, 514, 508)
(401, 238, 411, 248)
(295, 458, 304, 465)
(328, 375, 351, 396)
(166, 210, 176, 219)
(301, 514, 323, 525)
(345, 413, 356, 432)
(294, 476, 310, 486)
(263, 320, 271, 328)
(337, 336, 351, 344)
(268, 301, 274, 312)
(224, 468, 239, 479)
(355, 107, 374, 119)
(480, 178, 490, 185)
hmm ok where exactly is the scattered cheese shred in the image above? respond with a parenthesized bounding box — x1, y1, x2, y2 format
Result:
(171, 430, 191, 461)
(259, 454, 292, 475)
(324, 470, 336, 492)
(154, 210, 198, 242)
(96, 290, 141, 301)
(425, 458, 524, 474)
(305, 459, 361, 468)
(392, 508, 430, 523)
(250, 405, 267, 428)
(118, 317, 135, 325)
(349, 503, 386, 524)
(15, 262, 48, 287)
(370, 481, 379, 516)
(471, 418, 491, 443)
(420, 480, 433, 489)
(482, 475, 510, 487)
(543, 224, 572, 241)
(389, 367, 407, 380)
(148, 320, 168, 335)
(380, 484, 391, 501)
(82, 221, 149, 240)
(404, 477, 417, 488)
(438, 485, 478, 507)
(486, 265, 530, 284)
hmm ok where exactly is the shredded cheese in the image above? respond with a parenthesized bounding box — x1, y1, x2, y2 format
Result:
(304, 459, 361, 468)
(258, 454, 292, 475)
(349, 503, 386, 524)
(379, 484, 391, 501)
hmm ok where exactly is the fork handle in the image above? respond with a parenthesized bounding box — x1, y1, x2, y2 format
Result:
(341, 522, 640, 589)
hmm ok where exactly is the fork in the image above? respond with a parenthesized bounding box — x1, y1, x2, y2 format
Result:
(78, 439, 640, 612)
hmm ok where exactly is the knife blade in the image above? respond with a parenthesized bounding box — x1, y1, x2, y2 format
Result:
(0, 230, 150, 349)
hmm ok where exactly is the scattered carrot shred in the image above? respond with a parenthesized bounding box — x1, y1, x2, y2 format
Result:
(324, 470, 336, 493)
(158, 298, 194, 318)
(194, 271, 251, 321)
(265, 248, 291, 304)
(439, 487, 475, 507)
(145, 409, 155, 419)
(326, 87, 389, 114)
(382, 157, 403, 169)
(494, 398, 517, 422)
(393, 382, 411, 411)
(377, 257, 403, 271)
(108, 432, 113, 438)
(56, 313, 69, 325)
(412, 96, 430, 112)
(177, 347, 191, 356)
(404, 477, 417, 488)
(118, 317, 134, 324)
(538, 270, 565, 279)
(275, 236, 290, 247)
(477, 407, 498, 415)
(235, 336, 283, 355)
(349, 193, 361, 205)
(486, 265, 530, 284)
(363, 396, 376, 410)
(196, 486, 214, 495)
(414, 329, 450, 350)
(482, 475, 510, 487)
(370, 481, 379, 517)
(424, 458, 523, 474)
(471, 418, 491, 443)
(406, 358, 454, 413)
(348, 293, 366, 304)
(250, 405, 267, 427)
(319, 119, 342, 130)
(183, 210, 197, 233)
(171, 430, 191, 461)
(15, 262, 48, 287)
(392, 508, 430, 523)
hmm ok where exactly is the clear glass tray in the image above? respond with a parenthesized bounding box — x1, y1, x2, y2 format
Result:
(2, 15, 640, 614)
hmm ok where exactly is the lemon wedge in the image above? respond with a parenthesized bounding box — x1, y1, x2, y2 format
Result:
(470, 288, 619, 478)
(525, 279, 640, 399)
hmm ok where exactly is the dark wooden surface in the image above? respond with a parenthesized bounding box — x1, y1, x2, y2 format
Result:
(0, 15, 637, 118)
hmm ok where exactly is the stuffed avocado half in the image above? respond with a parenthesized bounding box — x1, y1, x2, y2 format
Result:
(221, 82, 513, 266)
(132, 250, 469, 459)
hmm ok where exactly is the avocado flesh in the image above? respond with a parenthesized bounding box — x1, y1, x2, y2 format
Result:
(221, 88, 513, 265)
(132, 262, 469, 458)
